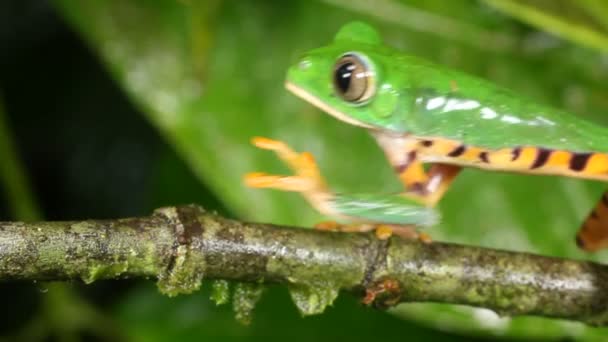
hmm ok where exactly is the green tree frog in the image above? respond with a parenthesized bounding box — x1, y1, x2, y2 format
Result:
(245, 22, 608, 251)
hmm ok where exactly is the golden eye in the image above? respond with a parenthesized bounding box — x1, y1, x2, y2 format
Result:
(333, 53, 375, 103)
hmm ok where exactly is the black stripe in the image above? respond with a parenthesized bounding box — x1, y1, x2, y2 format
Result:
(531, 148, 551, 169)
(479, 151, 489, 163)
(420, 140, 433, 147)
(395, 151, 417, 173)
(407, 150, 417, 162)
(511, 147, 521, 161)
(591, 210, 599, 219)
(602, 192, 608, 207)
(409, 182, 427, 195)
(569, 153, 592, 172)
(447, 145, 466, 157)
(575, 234, 585, 249)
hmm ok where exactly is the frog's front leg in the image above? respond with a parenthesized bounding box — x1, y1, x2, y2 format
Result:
(243, 137, 337, 218)
(244, 137, 438, 240)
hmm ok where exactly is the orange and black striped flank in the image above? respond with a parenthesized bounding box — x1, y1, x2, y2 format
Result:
(411, 136, 608, 252)
(416, 138, 608, 182)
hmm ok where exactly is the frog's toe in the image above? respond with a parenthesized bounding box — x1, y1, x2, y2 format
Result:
(418, 232, 432, 244)
(374, 224, 394, 240)
(251, 136, 321, 175)
(251, 136, 290, 151)
(314, 222, 377, 234)
(243, 172, 315, 192)
(374, 224, 432, 243)
(314, 221, 341, 231)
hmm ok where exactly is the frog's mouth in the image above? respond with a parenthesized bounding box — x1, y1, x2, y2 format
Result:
(285, 81, 374, 129)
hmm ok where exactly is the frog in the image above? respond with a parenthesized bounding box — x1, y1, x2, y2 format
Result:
(245, 21, 608, 251)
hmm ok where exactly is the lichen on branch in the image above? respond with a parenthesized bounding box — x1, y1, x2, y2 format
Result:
(0, 204, 607, 326)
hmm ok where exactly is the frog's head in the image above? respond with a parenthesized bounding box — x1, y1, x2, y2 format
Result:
(286, 21, 411, 132)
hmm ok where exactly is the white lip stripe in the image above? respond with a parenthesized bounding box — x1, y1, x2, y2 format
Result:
(285, 81, 374, 129)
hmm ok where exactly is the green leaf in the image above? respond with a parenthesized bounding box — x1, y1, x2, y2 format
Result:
(53, 0, 608, 339)
(0, 97, 42, 221)
(482, 0, 608, 53)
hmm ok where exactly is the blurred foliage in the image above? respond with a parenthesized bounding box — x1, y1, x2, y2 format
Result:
(482, 0, 608, 53)
(1, 0, 608, 340)
(0, 98, 42, 221)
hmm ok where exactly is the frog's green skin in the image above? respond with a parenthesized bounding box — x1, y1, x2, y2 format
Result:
(287, 22, 608, 153)
(330, 192, 438, 226)
(283, 21, 608, 251)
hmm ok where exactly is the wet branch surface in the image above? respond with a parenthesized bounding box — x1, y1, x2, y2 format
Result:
(0, 204, 607, 326)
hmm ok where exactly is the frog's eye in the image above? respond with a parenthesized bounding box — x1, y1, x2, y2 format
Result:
(333, 53, 375, 104)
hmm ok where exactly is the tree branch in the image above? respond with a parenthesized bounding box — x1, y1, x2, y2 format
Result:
(0, 204, 607, 325)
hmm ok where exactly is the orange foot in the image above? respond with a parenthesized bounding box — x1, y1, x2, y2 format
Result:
(244, 137, 327, 195)
(315, 221, 432, 242)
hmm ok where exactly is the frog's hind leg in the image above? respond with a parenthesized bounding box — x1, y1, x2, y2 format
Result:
(414, 164, 462, 206)
(394, 158, 462, 207)
(576, 190, 608, 252)
(373, 134, 462, 207)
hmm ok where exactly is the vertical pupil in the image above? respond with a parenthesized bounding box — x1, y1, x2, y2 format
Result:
(335, 62, 355, 93)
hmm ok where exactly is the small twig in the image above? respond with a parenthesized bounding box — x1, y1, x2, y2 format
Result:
(0, 204, 606, 326)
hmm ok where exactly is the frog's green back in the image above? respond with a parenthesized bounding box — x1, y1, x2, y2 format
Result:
(286, 22, 608, 153)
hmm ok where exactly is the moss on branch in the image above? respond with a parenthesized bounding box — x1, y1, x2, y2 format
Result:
(0, 204, 607, 325)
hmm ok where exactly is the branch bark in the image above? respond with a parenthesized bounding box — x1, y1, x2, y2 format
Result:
(0, 204, 607, 325)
